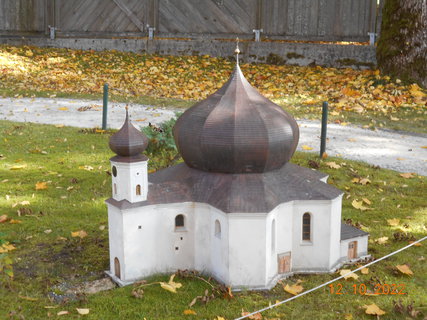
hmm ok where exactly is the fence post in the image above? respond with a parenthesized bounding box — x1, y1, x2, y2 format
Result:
(102, 83, 109, 130)
(320, 101, 328, 158)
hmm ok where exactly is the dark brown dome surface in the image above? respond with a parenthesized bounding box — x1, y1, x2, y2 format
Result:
(109, 110, 149, 157)
(173, 65, 299, 173)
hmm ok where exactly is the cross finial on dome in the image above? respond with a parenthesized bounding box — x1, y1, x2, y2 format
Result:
(234, 37, 240, 65)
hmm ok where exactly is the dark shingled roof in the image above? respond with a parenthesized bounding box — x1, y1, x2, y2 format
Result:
(106, 163, 342, 213)
(341, 223, 369, 240)
(173, 65, 299, 174)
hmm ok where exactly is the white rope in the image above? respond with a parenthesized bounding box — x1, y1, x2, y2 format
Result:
(235, 236, 427, 320)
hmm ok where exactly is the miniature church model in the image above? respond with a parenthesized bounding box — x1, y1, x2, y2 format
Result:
(106, 58, 369, 290)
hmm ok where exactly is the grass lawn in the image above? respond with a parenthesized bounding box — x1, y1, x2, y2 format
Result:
(1, 45, 426, 134)
(0, 120, 426, 319)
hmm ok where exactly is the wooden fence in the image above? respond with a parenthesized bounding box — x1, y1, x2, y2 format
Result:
(0, 0, 380, 42)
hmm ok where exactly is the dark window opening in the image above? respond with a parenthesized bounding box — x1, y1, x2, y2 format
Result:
(112, 166, 117, 177)
(138, 225, 142, 229)
(136, 184, 141, 196)
(175, 214, 185, 228)
(302, 213, 311, 241)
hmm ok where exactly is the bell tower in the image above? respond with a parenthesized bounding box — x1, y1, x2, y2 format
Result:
(109, 108, 149, 203)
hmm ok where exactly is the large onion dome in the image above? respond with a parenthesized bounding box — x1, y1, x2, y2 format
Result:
(173, 65, 299, 174)
(109, 109, 149, 157)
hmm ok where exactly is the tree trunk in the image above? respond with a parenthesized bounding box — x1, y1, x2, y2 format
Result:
(377, 0, 427, 88)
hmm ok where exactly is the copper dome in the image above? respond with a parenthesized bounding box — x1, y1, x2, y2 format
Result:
(109, 109, 149, 157)
(173, 65, 299, 174)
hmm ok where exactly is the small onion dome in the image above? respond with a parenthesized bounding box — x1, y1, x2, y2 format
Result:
(173, 65, 299, 174)
(109, 109, 148, 157)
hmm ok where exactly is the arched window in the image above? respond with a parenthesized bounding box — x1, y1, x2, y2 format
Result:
(112, 166, 117, 177)
(302, 213, 311, 241)
(175, 214, 185, 229)
(215, 220, 221, 238)
(271, 220, 276, 252)
(136, 184, 141, 196)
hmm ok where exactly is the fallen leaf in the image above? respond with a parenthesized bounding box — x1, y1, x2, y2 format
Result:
(321, 152, 328, 159)
(344, 314, 353, 320)
(375, 237, 389, 245)
(364, 303, 386, 316)
(216, 317, 226, 320)
(9, 219, 22, 224)
(44, 229, 52, 234)
(302, 145, 313, 150)
(71, 230, 88, 239)
(20, 200, 30, 206)
(362, 198, 372, 205)
(58, 107, 69, 111)
(396, 157, 405, 161)
(183, 309, 196, 315)
(399, 172, 415, 179)
(352, 199, 369, 211)
(340, 269, 358, 280)
(0, 214, 8, 223)
(55, 124, 65, 128)
(35, 181, 48, 190)
(325, 161, 341, 169)
(361, 267, 369, 275)
(160, 282, 178, 293)
(387, 218, 400, 226)
(241, 311, 263, 320)
(284, 283, 304, 295)
(10, 164, 27, 170)
(396, 264, 413, 276)
(76, 308, 89, 315)
(359, 178, 371, 185)
(19, 295, 38, 301)
(57, 311, 69, 316)
(408, 240, 422, 247)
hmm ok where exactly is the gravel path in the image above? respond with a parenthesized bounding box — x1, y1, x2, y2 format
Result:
(1, 97, 426, 176)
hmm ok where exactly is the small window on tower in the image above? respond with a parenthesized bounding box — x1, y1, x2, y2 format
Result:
(114, 183, 117, 195)
(214, 220, 221, 238)
(136, 184, 141, 196)
(175, 214, 185, 231)
(112, 166, 117, 177)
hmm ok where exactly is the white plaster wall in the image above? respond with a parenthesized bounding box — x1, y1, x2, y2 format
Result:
(328, 196, 343, 268)
(107, 204, 125, 278)
(340, 236, 369, 259)
(121, 202, 196, 281)
(292, 201, 333, 271)
(110, 160, 148, 203)
(228, 213, 267, 288)
(266, 203, 293, 282)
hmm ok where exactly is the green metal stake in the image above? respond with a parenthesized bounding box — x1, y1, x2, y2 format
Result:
(102, 83, 108, 130)
(320, 101, 328, 157)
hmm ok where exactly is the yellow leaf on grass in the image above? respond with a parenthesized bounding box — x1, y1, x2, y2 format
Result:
(362, 198, 371, 205)
(216, 317, 226, 320)
(396, 264, 413, 276)
(352, 200, 369, 211)
(326, 161, 341, 169)
(76, 308, 90, 315)
(19, 295, 38, 301)
(375, 237, 389, 245)
(183, 309, 197, 315)
(344, 314, 353, 320)
(387, 218, 400, 226)
(359, 178, 371, 185)
(409, 83, 427, 97)
(340, 269, 358, 280)
(0, 215, 8, 223)
(364, 303, 386, 316)
(302, 145, 313, 150)
(79, 165, 94, 171)
(10, 164, 27, 170)
(58, 107, 69, 111)
(400, 172, 415, 179)
(160, 282, 177, 293)
(284, 283, 304, 295)
(409, 241, 422, 247)
(71, 230, 88, 239)
(35, 181, 48, 190)
(55, 124, 65, 128)
(241, 311, 263, 320)
(361, 267, 369, 275)
(57, 311, 69, 316)
(9, 219, 22, 224)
